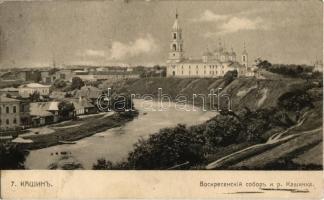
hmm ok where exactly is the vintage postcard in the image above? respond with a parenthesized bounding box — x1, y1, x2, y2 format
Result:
(0, 0, 323, 199)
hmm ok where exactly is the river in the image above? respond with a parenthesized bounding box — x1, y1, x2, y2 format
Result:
(25, 100, 216, 169)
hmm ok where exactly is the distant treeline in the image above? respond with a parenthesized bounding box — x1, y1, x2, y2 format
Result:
(256, 59, 321, 79)
(269, 64, 313, 76)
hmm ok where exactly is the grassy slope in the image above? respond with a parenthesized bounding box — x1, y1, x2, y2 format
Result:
(112, 77, 304, 111)
(228, 101, 323, 170)
(292, 142, 323, 166)
(230, 129, 322, 170)
(113, 77, 322, 170)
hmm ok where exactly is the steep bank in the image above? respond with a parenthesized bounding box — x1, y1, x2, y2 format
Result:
(105, 77, 305, 111)
(96, 77, 322, 170)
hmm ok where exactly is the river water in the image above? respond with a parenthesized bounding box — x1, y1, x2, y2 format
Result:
(25, 100, 216, 169)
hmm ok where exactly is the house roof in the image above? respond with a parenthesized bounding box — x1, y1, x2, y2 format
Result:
(49, 91, 66, 99)
(30, 101, 59, 117)
(70, 98, 94, 110)
(75, 86, 102, 99)
(19, 83, 50, 88)
(0, 95, 20, 103)
(48, 101, 59, 111)
(0, 87, 19, 92)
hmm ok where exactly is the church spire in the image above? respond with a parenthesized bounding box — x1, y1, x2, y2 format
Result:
(243, 41, 247, 54)
(172, 10, 181, 30)
(242, 41, 248, 68)
(168, 9, 184, 63)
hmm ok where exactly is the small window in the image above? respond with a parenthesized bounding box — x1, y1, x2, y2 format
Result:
(13, 118, 17, 124)
(6, 119, 9, 125)
(172, 44, 177, 51)
(6, 107, 9, 114)
(13, 106, 16, 113)
(173, 33, 177, 39)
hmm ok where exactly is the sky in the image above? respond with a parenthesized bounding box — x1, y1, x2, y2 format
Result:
(0, 0, 322, 68)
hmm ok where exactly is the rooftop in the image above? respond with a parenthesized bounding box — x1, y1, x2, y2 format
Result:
(30, 102, 59, 117)
(0, 95, 20, 103)
(0, 87, 19, 92)
(70, 98, 95, 109)
(19, 83, 50, 88)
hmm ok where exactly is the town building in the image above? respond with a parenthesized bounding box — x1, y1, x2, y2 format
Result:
(71, 69, 141, 82)
(75, 86, 103, 105)
(40, 68, 73, 84)
(18, 83, 51, 98)
(166, 12, 253, 78)
(0, 87, 19, 98)
(69, 97, 97, 116)
(313, 59, 323, 72)
(93, 71, 141, 81)
(30, 101, 59, 126)
(0, 95, 21, 130)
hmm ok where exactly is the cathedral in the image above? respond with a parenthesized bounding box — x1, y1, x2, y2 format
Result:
(166, 12, 254, 78)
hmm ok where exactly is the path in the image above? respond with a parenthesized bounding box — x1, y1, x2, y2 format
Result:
(206, 111, 315, 169)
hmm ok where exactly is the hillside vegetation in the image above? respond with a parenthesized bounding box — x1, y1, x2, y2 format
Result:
(93, 76, 322, 170)
(101, 77, 305, 111)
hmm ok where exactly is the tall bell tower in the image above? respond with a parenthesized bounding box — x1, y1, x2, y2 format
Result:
(242, 42, 248, 68)
(167, 10, 184, 63)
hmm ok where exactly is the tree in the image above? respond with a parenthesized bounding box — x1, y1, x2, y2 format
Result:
(203, 114, 243, 146)
(127, 124, 205, 169)
(278, 89, 313, 112)
(93, 158, 113, 170)
(58, 101, 75, 120)
(71, 77, 85, 90)
(53, 78, 67, 89)
(223, 70, 238, 87)
(0, 143, 28, 169)
(255, 59, 272, 70)
(29, 91, 40, 102)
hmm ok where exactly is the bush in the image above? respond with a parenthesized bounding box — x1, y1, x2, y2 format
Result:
(71, 77, 85, 90)
(223, 70, 238, 87)
(127, 124, 205, 169)
(53, 78, 67, 88)
(0, 143, 28, 169)
(278, 89, 313, 112)
(93, 158, 113, 170)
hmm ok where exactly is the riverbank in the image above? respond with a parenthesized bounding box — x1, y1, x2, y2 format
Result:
(20, 111, 139, 150)
(25, 100, 215, 169)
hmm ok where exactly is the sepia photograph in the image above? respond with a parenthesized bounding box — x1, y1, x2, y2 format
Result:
(0, 0, 322, 173)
